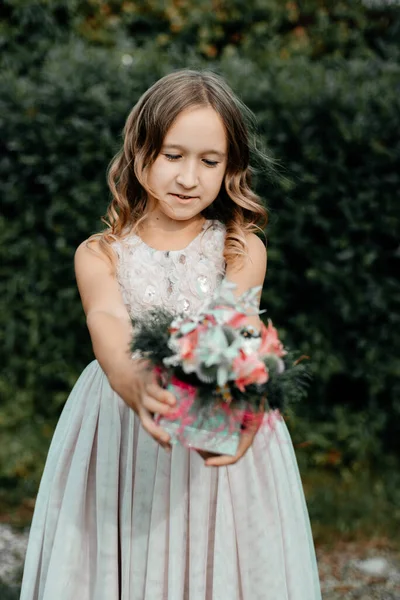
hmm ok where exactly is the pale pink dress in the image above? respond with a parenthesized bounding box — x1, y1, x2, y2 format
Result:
(20, 219, 322, 599)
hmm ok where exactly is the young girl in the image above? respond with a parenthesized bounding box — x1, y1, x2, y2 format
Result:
(20, 69, 322, 600)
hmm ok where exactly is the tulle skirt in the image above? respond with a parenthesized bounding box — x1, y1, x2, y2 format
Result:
(20, 360, 322, 600)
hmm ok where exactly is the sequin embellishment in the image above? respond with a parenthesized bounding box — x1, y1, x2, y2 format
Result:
(197, 275, 210, 294)
(143, 285, 156, 303)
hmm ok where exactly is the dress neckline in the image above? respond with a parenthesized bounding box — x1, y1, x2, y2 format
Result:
(132, 219, 212, 253)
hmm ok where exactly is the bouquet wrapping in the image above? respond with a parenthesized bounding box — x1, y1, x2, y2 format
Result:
(131, 280, 311, 455)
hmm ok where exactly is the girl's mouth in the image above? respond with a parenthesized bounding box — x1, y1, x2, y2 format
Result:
(170, 193, 197, 202)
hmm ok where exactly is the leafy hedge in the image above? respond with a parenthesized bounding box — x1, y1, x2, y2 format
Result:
(225, 53, 400, 455)
(1, 37, 399, 491)
(230, 54, 400, 411)
(2, 0, 399, 63)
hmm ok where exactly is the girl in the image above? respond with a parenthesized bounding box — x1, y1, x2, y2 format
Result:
(20, 69, 322, 600)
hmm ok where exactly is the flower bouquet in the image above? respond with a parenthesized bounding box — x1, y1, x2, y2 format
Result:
(131, 280, 311, 456)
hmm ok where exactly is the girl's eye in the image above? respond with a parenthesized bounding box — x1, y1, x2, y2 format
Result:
(203, 159, 219, 168)
(164, 154, 219, 167)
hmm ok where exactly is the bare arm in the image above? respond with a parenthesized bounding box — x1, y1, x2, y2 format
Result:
(75, 241, 133, 385)
(205, 233, 268, 467)
(74, 239, 175, 449)
(225, 232, 267, 330)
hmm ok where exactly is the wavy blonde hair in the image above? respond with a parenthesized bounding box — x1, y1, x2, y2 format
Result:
(91, 69, 269, 267)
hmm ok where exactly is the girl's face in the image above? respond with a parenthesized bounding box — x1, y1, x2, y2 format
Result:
(146, 106, 228, 222)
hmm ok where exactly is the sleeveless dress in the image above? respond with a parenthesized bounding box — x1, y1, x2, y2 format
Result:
(20, 219, 322, 600)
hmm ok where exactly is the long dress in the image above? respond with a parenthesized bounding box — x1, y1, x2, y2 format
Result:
(20, 219, 322, 600)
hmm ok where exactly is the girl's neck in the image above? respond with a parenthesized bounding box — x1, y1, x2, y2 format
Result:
(143, 214, 206, 235)
(136, 212, 208, 252)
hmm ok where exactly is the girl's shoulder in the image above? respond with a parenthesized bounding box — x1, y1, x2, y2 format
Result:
(75, 236, 115, 265)
(74, 236, 120, 284)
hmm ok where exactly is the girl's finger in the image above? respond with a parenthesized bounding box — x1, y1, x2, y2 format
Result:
(205, 454, 238, 467)
(145, 383, 176, 406)
(205, 426, 258, 467)
(142, 394, 175, 417)
(139, 408, 171, 448)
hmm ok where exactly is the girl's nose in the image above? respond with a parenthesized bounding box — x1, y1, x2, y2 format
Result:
(176, 161, 199, 189)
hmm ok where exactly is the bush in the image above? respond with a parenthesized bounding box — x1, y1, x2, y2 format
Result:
(224, 54, 400, 428)
(1, 38, 399, 493)
(0, 42, 180, 489)
(4, 0, 399, 61)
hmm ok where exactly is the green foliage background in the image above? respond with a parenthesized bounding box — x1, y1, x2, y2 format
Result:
(1, 0, 400, 523)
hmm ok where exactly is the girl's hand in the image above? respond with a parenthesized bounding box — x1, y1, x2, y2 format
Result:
(110, 361, 176, 452)
(138, 380, 177, 452)
(202, 416, 262, 467)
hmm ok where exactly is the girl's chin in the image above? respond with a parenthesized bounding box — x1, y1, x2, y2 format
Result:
(162, 201, 202, 217)
(154, 196, 211, 221)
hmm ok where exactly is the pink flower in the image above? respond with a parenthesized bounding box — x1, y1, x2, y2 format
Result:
(179, 329, 199, 361)
(233, 351, 269, 392)
(259, 319, 287, 358)
(226, 311, 248, 329)
(211, 304, 248, 328)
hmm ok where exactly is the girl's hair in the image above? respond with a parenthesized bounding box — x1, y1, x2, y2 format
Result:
(92, 69, 269, 266)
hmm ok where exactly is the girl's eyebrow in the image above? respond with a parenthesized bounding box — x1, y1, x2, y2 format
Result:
(162, 144, 226, 159)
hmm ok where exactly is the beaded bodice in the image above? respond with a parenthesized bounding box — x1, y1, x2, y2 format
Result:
(112, 219, 226, 318)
